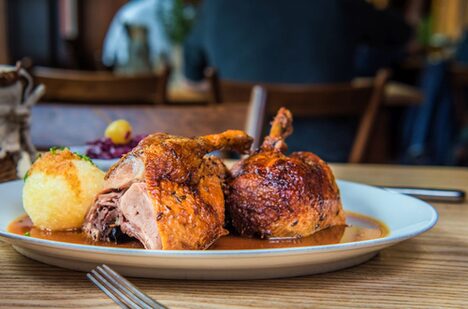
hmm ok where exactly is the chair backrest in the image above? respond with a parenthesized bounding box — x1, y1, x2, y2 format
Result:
(205, 67, 256, 104)
(33, 66, 171, 104)
(239, 69, 390, 163)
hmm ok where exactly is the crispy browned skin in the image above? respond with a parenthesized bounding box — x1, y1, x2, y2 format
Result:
(227, 108, 345, 238)
(108, 130, 252, 249)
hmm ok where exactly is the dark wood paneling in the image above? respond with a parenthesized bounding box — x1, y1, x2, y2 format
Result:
(77, 0, 128, 69)
(0, 0, 8, 63)
(7, 0, 58, 65)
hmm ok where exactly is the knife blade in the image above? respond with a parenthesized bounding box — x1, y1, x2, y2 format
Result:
(378, 186, 465, 203)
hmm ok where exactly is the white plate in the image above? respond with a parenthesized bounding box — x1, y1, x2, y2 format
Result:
(69, 146, 119, 171)
(0, 180, 437, 280)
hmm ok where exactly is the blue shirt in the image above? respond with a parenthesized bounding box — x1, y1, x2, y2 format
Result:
(183, 0, 411, 162)
(184, 0, 411, 84)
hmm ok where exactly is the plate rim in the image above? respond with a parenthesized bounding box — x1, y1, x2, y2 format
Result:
(0, 180, 438, 257)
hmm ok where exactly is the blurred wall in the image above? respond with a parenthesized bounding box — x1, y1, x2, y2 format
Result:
(7, 0, 58, 66)
(3, 0, 127, 69)
(77, 0, 128, 68)
(0, 0, 8, 63)
(432, 0, 467, 40)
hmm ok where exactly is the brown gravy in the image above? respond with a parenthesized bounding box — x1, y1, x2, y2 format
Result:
(8, 212, 388, 250)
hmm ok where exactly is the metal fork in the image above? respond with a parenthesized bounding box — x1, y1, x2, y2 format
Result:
(87, 264, 168, 309)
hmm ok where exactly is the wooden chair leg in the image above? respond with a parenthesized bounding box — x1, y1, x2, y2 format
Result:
(204, 67, 222, 104)
(349, 69, 391, 163)
(158, 64, 171, 105)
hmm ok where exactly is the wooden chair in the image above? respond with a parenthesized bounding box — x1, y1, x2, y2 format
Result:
(33, 66, 171, 104)
(205, 68, 256, 104)
(238, 70, 391, 163)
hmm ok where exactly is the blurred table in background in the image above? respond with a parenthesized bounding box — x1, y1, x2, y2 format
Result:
(31, 103, 247, 149)
(383, 81, 423, 106)
(168, 85, 209, 104)
(31, 80, 423, 159)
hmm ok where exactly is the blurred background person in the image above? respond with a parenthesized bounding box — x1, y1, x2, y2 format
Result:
(183, 0, 415, 161)
(1, 0, 466, 165)
(102, 0, 170, 74)
(183, 0, 414, 84)
(102, 0, 195, 74)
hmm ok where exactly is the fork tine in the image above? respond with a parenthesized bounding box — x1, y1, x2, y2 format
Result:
(101, 264, 168, 309)
(96, 266, 153, 309)
(87, 273, 130, 309)
(89, 269, 143, 309)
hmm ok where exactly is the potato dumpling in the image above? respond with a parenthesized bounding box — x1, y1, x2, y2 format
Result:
(23, 148, 104, 231)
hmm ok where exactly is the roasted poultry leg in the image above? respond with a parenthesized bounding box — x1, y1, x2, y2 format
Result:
(84, 130, 253, 250)
(227, 108, 346, 239)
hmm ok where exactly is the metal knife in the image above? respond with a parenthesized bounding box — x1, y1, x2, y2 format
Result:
(378, 186, 465, 203)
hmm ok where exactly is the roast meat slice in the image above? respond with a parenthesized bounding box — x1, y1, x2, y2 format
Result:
(83, 182, 161, 249)
(119, 182, 160, 249)
(83, 130, 253, 250)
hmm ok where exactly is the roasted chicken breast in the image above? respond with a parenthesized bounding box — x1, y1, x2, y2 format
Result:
(83, 130, 252, 250)
(227, 108, 346, 239)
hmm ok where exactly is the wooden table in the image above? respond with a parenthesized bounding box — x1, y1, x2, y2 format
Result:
(1, 164, 467, 308)
(30, 90, 418, 151)
(31, 103, 248, 149)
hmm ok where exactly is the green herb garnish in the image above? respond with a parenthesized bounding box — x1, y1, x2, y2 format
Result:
(24, 231, 31, 237)
(75, 152, 96, 166)
(23, 171, 29, 182)
(49, 147, 95, 166)
(49, 146, 67, 154)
